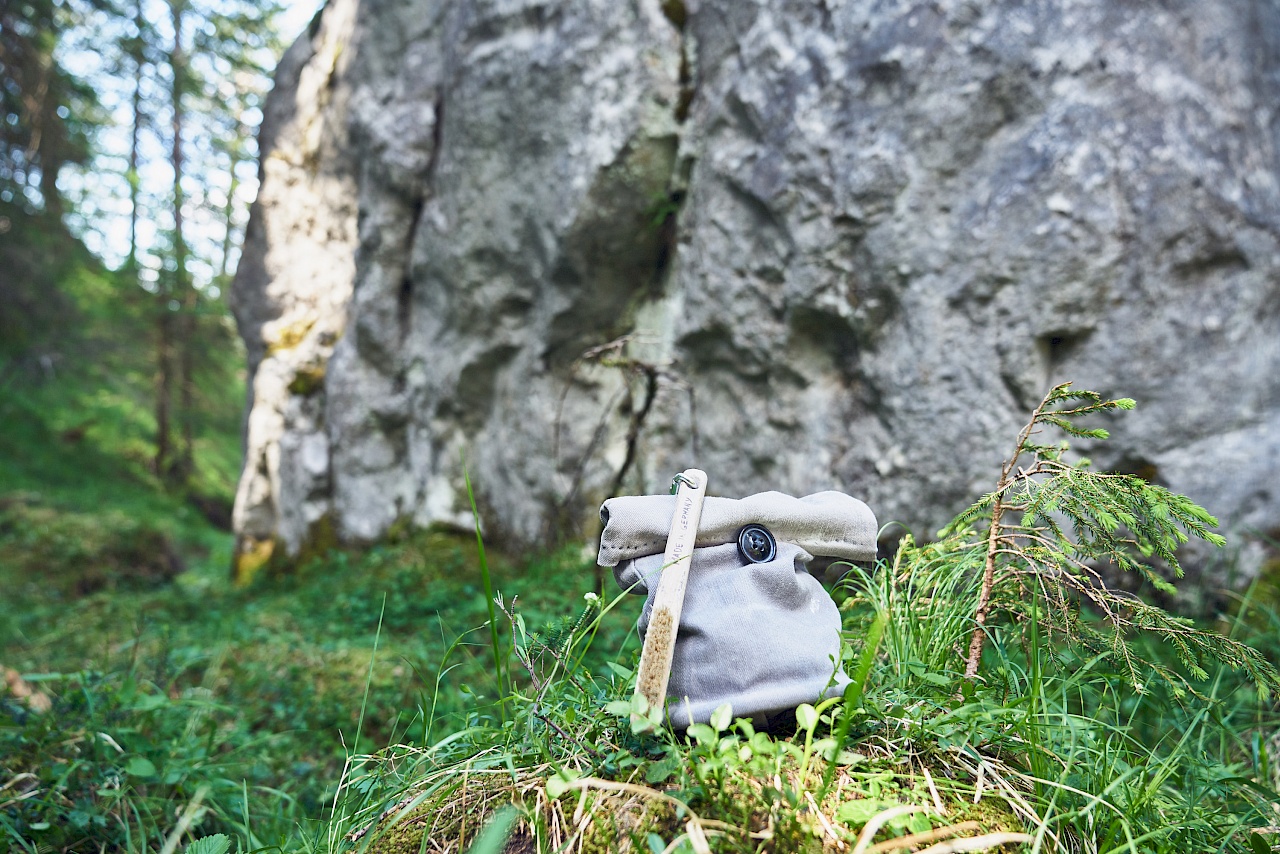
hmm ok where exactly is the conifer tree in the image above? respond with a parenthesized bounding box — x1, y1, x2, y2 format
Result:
(120, 0, 158, 278)
(0, 0, 100, 358)
(950, 383, 1280, 695)
(148, 0, 283, 485)
(0, 0, 94, 218)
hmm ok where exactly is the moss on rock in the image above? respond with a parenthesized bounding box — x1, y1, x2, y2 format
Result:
(264, 315, 317, 354)
(287, 363, 327, 396)
(232, 535, 276, 586)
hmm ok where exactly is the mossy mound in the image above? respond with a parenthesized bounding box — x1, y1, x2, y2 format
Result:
(346, 755, 1025, 854)
(0, 494, 182, 597)
(351, 771, 541, 854)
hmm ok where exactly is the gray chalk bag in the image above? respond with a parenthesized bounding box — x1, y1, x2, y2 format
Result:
(597, 490, 878, 729)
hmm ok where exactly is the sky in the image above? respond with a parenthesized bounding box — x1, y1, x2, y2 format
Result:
(279, 0, 325, 48)
(59, 0, 325, 299)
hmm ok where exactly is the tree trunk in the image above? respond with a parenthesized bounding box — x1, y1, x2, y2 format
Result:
(217, 118, 241, 283)
(964, 498, 1006, 680)
(127, 1, 144, 275)
(962, 392, 1051, 680)
(170, 0, 196, 483)
(154, 294, 173, 477)
(178, 309, 195, 480)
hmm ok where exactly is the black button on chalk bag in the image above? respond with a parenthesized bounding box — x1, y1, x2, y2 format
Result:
(737, 524, 777, 564)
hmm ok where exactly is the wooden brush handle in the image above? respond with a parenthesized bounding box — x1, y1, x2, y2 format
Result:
(633, 468, 707, 730)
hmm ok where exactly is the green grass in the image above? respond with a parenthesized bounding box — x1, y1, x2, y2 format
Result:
(0, 252, 243, 585)
(0, 527, 631, 850)
(296, 390, 1280, 854)
(0, 249, 634, 850)
(3, 259, 1278, 852)
(5, 475, 1279, 853)
(297, 533, 1280, 854)
(0, 458, 637, 852)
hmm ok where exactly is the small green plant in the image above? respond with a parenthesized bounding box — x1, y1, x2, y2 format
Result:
(948, 382, 1280, 695)
(463, 460, 506, 720)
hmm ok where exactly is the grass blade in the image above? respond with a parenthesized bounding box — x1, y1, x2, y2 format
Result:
(463, 458, 506, 721)
(463, 804, 520, 854)
(819, 608, 888, 803)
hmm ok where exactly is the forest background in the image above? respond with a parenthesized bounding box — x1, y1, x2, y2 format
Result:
(1, 0, 491, 842)
(2, 4, 644, 849)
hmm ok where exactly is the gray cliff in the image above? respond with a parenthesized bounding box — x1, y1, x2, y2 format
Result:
(231, 0, 1280, 581)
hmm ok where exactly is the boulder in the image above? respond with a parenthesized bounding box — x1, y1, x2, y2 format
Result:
(232, 0, 1280, 583)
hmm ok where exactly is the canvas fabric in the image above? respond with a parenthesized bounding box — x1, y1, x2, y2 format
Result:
(601, 490, 877, 728)
(598, 490, 878, 568)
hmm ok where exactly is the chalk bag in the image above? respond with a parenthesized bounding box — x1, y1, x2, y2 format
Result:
(597, 490, 878, 729)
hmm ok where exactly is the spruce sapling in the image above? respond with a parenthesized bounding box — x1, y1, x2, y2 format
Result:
(951, 382, 1280, 697)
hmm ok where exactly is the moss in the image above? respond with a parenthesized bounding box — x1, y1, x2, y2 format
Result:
(361, 802, 438, 854)
(0, 496, 183, 597)
(287, 363, 327, 396)
(232, 535, 276, 586)
(383, 514, 417, 545)
(356, 775, 694, 854)
(349, 752, 1027, 854)
(232, 515, 340, 582)
(292, 513, 339, 568)
(950, 791, 1024, 834)
(233, 519, 490, 602)
(392, 524, 486, 572)
(361, 775, 528, 854)
(579, 792, 681, 854)
(658, 0, 687, 29)
(265, 316, 316, 354)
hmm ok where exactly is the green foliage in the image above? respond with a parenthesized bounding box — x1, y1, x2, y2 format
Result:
(5, 382, 1279, 853)
(0, 667, 296, 851)
(0, 0, 96, 215)
(0, 236, 245, 510)
(324, 584, 1025, 854)
(837, 542, 1280, 853)
(2, 0, 288, 493)
(0, 202, 82, 357)
(462, 805, 520, 854)
(187, 835, 232, 854)
(320, 386, 1280, 854)
(0, 518, 620, 851)
(817, 607, 887, 803)
(948, 382, 1280, 697)
(464, 463, 507, 721)
(0, 496, 182, 601)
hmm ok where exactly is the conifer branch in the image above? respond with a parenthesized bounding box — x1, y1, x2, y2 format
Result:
(955, 382, 1280, 697)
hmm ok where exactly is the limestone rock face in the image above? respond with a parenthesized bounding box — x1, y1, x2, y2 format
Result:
(233, 0, 1280, 579)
